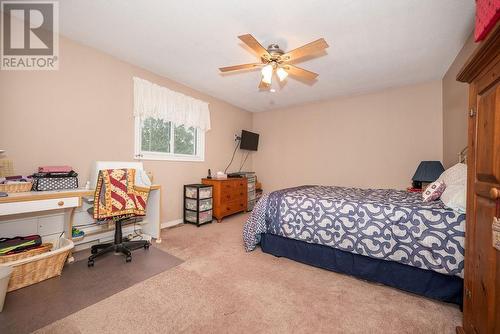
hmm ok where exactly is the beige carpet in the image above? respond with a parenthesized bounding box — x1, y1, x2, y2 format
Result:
(36, 213, 462, 334)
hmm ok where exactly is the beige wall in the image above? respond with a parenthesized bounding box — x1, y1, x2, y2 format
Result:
(442, 34, 477, 168)
(0, 36, 252, 222)
(0, 29, 475, 222)
(252, 81, 443, 192)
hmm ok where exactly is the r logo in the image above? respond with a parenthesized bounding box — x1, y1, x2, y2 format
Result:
(1, 1, 59, 70)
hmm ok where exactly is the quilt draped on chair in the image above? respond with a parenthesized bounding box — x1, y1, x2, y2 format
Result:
(93, 169, 150, 220)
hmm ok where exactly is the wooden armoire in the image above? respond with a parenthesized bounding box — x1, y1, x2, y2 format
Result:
(456, 24, 500, 334)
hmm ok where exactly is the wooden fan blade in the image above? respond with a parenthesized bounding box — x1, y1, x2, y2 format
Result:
(219, 63, 263, 72)
(282, 64, 318, 80)
(281, 38, 329, 62)
(238, 34, 271, 60)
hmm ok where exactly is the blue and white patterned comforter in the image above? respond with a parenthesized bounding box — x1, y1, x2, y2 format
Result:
(243, 186, 466, 277)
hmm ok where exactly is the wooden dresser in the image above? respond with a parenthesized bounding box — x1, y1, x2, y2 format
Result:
(202, 178, 248, 222)
(456, 23, 500, 334)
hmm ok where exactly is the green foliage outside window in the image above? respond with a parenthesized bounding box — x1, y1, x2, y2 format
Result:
(174, 124, 196, 155)
(141, 117, 197, 155)
(141, 118, 171, 153)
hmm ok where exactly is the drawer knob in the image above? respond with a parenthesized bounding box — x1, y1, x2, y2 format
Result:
(57, 201, 64, 206)
(491, 187, 500, 200)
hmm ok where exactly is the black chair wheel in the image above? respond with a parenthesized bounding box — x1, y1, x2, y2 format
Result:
(87, 260, 94, 267)
(144, 243, 150, 250)
(125, 256, 132, 263)
(91, 248, 97, 254)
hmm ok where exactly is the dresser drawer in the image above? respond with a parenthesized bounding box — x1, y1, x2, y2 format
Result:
(220, 199, 246, 216)
(221, 188, 246, 201)
(221, 182, 233, 194)
(221, 179, 242, 188)
(0, 197, 80, 216)
(234, 180, 246, 189)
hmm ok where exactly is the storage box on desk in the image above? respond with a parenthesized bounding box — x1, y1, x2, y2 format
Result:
(32, 173, 78, 191)
(0, 237, 73, 291)
(184, 184, 213, 226)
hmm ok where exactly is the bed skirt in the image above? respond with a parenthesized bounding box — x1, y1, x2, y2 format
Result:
(260, 233, 463, 306)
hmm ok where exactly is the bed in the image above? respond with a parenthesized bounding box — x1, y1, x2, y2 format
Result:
(243, 185, 466, 305)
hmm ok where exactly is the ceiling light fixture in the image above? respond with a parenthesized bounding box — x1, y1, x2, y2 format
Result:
(261, 63, 273, 84)
(220, 34, 328, 89)
(270, 88, 276, 93)
(276, 67, 288, 82)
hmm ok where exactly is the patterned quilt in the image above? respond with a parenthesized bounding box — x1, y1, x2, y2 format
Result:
(243, 186, 466, 277)
(94, 169, 150, 220)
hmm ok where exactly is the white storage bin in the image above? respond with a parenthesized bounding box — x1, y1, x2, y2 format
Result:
(185, 186, 212, 199)
(185, 210, 197, 223)
(199, 187, 212, 199)
(199, 198, 212, 211)
(199, 210, 212, 223)
(184, 209, 212, 224)
(248, 191, 256, 200)
(185, 198, 212, 211)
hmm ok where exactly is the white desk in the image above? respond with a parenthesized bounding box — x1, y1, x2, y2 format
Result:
(0, 185, 162, 262)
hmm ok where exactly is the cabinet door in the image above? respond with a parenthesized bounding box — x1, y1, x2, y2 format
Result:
(464, 65, 500, 334)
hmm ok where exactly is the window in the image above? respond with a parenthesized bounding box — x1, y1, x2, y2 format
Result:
(134, 117, 204, 161)
(133, 77, 210, 161)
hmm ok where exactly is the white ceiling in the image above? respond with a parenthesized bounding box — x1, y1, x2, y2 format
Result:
(58, 0, 475, 112)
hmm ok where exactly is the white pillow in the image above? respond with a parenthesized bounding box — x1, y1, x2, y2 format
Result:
(437, 163, 467, 186)
(440, 184, 466, 213)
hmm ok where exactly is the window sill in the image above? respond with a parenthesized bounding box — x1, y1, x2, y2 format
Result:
(134, 153, 204, 162)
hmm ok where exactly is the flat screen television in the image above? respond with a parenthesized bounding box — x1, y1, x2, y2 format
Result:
(240, 130, 259, 151)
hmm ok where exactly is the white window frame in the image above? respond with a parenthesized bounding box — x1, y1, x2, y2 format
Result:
(134, 116, 205, 162)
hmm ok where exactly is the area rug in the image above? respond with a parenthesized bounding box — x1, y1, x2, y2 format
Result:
(0, 246, 182, 334)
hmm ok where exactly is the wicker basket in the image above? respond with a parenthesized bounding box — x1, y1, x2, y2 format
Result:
(0, 182, 33, 193)
(0, 243, 53, 264)
(0, 238, 73, 291)
(0, 159, 14, 178)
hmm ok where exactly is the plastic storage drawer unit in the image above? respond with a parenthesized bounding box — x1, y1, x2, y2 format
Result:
(184, 184, 213, 227)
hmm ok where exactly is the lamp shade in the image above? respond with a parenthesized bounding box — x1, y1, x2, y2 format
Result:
(412, 161, 445, 183)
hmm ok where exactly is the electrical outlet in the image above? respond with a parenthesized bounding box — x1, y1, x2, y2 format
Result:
(234, 134, 241, 142)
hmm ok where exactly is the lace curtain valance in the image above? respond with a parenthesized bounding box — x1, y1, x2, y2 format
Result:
(133, 77, 211, 131)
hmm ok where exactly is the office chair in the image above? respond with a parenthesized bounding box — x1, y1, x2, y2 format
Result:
(88, 168, 151, 267)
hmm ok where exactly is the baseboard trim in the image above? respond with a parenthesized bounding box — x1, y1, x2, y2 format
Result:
(161, 219, 183, 229)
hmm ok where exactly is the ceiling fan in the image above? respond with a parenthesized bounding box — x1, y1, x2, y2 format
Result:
(219, 34, 329, 89)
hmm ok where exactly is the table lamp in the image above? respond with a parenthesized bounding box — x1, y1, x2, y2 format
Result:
(412, 161, 445, 189)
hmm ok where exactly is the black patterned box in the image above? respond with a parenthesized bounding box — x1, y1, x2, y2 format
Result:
(32, 176, 78, 191)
